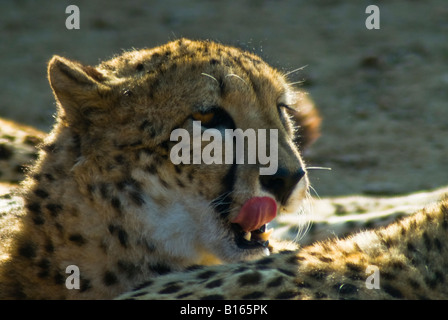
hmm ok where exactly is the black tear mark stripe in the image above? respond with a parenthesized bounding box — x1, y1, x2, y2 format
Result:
(211, 163, 237, 220)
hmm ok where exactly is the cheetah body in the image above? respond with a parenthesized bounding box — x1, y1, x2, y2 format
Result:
(119, 198, 448, 300)
(0, 39, 318, 299)
(1, 39, 447, 300)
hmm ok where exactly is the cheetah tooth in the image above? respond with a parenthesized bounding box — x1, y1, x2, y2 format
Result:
(242, 228, 274, 242)
(258, 228, 273, 241)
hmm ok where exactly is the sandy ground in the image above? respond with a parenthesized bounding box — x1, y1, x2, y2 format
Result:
(1, 0, 447, 197)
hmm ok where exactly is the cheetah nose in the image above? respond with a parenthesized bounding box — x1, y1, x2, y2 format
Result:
(259, 167, 306, 205)
(231, 197, 277, 232)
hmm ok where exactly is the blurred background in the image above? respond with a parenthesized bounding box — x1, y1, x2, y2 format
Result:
(1, 0, 447, 196)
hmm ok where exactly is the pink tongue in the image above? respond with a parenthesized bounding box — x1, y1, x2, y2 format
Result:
(231, 197, 277, 232)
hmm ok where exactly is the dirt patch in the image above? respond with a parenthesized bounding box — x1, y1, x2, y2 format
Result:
(0, 0, 447, 196)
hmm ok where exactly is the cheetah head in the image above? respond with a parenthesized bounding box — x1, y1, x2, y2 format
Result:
(47, 39, 319, 266)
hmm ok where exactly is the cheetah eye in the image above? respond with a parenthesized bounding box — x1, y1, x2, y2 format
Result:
(277, 103, 295, 114)
(277, 103, 290, 122)
(191, 107, 235, 130)
(192, 111, 215, 125)
(277, 103, 295, 132)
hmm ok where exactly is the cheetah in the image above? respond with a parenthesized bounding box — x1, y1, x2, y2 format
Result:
(1, 38, 446, 300)
(0, 38, 321, 299)
(118, 197, 448, 300)
(0, 118, 44, 185)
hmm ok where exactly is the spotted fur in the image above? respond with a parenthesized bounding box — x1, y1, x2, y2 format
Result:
(0, 39, 320, 299)
(2, 38, 445, 301)
(119, 197, 448, 300)
(0, 119, 44, 185)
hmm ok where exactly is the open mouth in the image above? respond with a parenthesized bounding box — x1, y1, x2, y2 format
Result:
(231, 223, 274, 249)
(230, 196, 277, 250)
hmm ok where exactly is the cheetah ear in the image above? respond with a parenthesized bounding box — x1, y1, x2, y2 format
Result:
(48, 55, 111, 127)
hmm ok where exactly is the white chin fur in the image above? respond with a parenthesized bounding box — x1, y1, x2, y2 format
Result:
(139, 175, 307, 265)
(144, 196, 271, 263)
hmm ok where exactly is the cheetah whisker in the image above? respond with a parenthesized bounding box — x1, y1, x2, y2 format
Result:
(201, 72, 219, 85)
(293, 192, 314, 243)
(287, 80, 306, 86)
(308, 184, 321, 200)
(306, 166, 332, 171)
(225, 73, 249, 87)
(284, 65, 308, 77)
